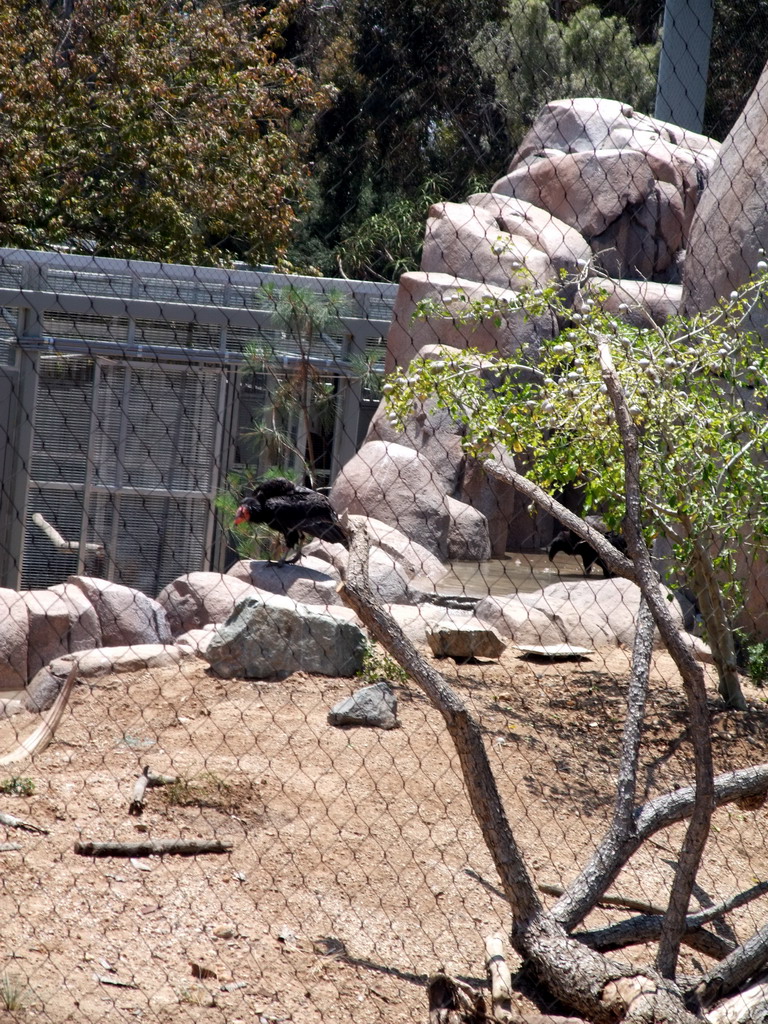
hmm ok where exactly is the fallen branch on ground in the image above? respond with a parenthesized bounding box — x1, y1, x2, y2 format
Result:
(0, 663, 79, 765)
(74, 839, 233, 858)
(0, 809, 49, 834)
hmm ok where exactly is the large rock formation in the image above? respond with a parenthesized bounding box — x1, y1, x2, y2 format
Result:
(337, 96, 720, 563)
(682, 60, 768, 313)
(331, 440, 492, 561)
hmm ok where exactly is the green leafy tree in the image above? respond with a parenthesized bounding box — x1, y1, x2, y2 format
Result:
(287, 0, 508, 277)
(473, 0, 660, 152)
(0, 0, 328, 264)
(243, 285, 347, 487)
(288, 0, 661, 279)
(384, 266, 768, 710)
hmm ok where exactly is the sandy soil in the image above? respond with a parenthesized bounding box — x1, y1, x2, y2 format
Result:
(0, 641, 767, 1024)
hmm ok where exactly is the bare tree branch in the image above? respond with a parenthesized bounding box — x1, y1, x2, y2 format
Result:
(550, 596, 654, 930)
(339, 523, 700, 1024)
(577, 915, 734, 961)
(578, 881, 768, 965)
(596, 335, 716, 980)
(697, 918, 768, 1007)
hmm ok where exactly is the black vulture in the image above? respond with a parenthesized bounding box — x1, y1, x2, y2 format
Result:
(548, 517, 627, 578)
(234, 477, 348, 566)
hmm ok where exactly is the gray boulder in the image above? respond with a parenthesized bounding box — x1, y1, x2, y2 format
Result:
(384, 271, 556, 373)
(328, 681, 399, 730)
(21, 590, 72, 678)
(499, 98, 719, 284)
(175, 624, 219, 656)
(48, 582, 102, 651)
(585, 279, 682, 326)
(590, 180, 684, 280)
(383, 605, 479, 645)
(458, 446, 524, 556)
(306, 515, 447, 603)
(205, 594, 366, 680)
(365, 395, 465, 493)
(476, 577, 684, 650)
(467, 193, 592, 282)
(0, 587, 28, 690)
(510, 97, 718, 175)
(421, 201, 555, 289)
(227, 558, 343, 606)
(426, 623, 506, 660)
(367, 398, 523, 557)
(493, 149, 655, 239)
(67, 576, 172, 646)
(24, 658, 72, 713)
(683, 61, 768, 313)
(330, 440, 491, 561)
(157, 572, 256, 635)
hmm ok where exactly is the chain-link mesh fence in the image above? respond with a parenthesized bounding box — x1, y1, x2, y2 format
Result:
(1, 2, 768, 1022)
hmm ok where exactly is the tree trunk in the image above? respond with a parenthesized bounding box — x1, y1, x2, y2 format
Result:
(339, 526, 700, 1024)
(688, 538, 746, 710)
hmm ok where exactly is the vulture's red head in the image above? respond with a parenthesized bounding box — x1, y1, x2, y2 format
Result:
(234, 503, 251, 526)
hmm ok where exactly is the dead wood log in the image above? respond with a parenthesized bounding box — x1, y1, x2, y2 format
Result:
(146, 771, 179, 788)
(577, 915, 735, 961)
(696, 919, 768, 1008)
(74, 838, 232, 858)
(485, 934, 513, 1022)
(0, 809, 49, 834)
(539, 882, 666, 917)
(704, 974, 768, 1023)
(427, 973, 487, 1024)
(129, 768, 178, 816)
(128, 767, 150, 816)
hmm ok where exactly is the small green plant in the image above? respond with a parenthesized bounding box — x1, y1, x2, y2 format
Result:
(744, 639, 768, 687)
(358, 642, 410, 686)
(0, 972, 27, 1011)
(0, 776, 35, 797)
(162, 772, 251, 813)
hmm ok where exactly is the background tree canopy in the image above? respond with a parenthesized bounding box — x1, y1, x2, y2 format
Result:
(285, 0, 660, 279)
(0, 0, 766, 271)
(0, 0, 328, 264)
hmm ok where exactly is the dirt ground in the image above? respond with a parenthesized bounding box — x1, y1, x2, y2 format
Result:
(0, 638, 767, 1024)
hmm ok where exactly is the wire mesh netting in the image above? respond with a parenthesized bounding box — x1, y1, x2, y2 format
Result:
(1, 2, 768, 1023)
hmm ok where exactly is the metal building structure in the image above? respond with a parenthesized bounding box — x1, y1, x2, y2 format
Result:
(0, 249, 396, 595)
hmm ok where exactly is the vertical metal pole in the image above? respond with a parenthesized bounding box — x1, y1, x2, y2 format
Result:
(77, 359, 100, 576)
(105, 366, 131, 582)
(332, 325, 365, 480)
(8, 348, 39, 589)
(11, 260, 48, 589)
(654, 0, 715, 133)
(206, 326, 230, 570)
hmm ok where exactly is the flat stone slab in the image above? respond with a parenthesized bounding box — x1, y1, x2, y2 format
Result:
(514, 644, 594, 660)
(426, 624, 507, 660)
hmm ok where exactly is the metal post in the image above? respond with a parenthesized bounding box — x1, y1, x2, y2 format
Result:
(654, 0, 715, 133)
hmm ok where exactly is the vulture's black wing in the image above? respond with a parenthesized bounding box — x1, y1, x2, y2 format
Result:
(259, 484, 348, 549)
